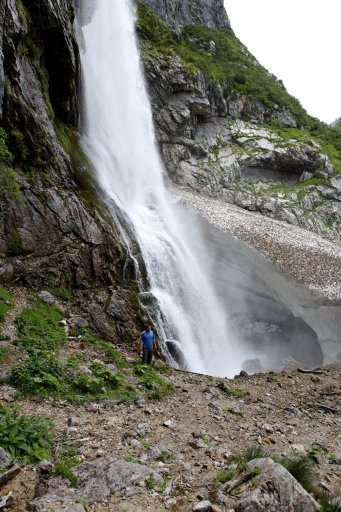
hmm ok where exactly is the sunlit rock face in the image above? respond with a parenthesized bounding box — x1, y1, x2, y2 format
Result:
(141, 0, 230, 34)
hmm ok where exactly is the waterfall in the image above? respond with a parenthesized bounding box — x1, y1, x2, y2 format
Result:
(76, 0, 243, 377)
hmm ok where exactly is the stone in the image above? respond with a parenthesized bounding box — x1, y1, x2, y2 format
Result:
(29, 458, 162, 509)
(38, 291, 55, 304)
(38, 460, 55, 474)
(218, 458, 320, 512)
(189, 439, 207, 450)
(68, 416, 80, 427)
(193, 500, 212, 512)
(0, 448, 12, 468)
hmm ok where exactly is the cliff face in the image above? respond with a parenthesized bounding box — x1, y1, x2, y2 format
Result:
(0, 0, 140, 341)
(138, 2, 341, 242)
(141, 0, 230, 34)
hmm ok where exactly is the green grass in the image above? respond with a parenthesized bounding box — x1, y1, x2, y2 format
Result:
(215, 468, 237, 484)
(79, 329, 129, 369)
(0, 404, 53, 462)
(47, 288, 72, 300)
(230, 445, 271, 470)
(134, 364, 176, 400)
(320, 496, 341, 512)
(0, 347, 10, 364)
(277, 454, 317, 492)
(218, 383, 249, 398)
(10, 352, 69, 396)
(53, 457, 81, 487)
(15, 303, 67, 352)
(0, 288, 14, 323)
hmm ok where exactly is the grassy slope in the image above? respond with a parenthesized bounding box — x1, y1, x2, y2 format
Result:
(137, 3, 341, 173)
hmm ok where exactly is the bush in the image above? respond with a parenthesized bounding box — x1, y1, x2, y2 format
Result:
(15, 303, 66, 352)
(74, 373, 107, 394)
(134, 364, 176, 400)
(0, 404, 53, 462)
(90, 362, 123, 387)
(215, 469, 237, 484)
(11, 353, 67, 396)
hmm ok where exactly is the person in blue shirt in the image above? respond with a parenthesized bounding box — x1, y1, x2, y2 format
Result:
(140, 321, 155, 365)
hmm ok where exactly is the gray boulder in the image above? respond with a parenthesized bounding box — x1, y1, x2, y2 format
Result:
(218, 458, 320, 512)
(29, 458, 162, 510)
(38, 291, 55, 305)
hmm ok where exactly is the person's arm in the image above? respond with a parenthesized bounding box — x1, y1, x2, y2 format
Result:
(140, 333, 144, 352)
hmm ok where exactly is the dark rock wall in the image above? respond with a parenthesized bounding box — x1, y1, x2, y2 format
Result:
(0, 0, 143, 341)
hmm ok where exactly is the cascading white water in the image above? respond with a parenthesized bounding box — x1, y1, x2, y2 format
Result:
(77, 0, 244, 376)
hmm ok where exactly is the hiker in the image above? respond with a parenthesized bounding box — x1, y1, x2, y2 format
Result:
(140, 321, 155, 365)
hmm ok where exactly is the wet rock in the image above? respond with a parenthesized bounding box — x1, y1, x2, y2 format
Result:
(242, 358, 264, 374)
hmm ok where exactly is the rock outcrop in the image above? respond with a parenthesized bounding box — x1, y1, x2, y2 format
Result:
(138, 5, 341, 243)
(140, 0, 230, 34)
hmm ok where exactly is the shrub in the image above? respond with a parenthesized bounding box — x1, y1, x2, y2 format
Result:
(74, 373, 107, 394)
(215, 469, 237, 484)
(11, 353, 67, 396)
(0, 404, 53, 462)
(53, 458, 81, 487)
(15, 303, 66, 352)
(90, 362, 123, 387)
(134, 364, 176, 400)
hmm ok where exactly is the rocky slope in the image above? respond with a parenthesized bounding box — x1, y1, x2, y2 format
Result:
(138, 1, 341, 243)
(0, 289, 340, 511)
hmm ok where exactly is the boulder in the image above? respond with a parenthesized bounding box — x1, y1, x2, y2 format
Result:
(218, 457, 320, 512)
(29, 458, 162, 510)
(38, 291, 55, 305)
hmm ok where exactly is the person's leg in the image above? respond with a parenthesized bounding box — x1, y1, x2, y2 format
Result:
(147, 348, 153, 365)
(142, 348, 148, 364)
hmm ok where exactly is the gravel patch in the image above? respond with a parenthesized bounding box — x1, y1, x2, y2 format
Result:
(170, 184, 341, 302)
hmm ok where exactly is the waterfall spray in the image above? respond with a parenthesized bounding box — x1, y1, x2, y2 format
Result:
(76, 0, 244, 377)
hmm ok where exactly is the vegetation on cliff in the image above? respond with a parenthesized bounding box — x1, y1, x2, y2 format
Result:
(137, 2, 341, 173)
